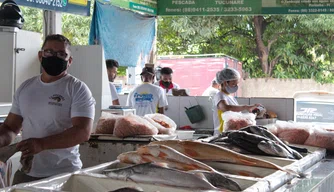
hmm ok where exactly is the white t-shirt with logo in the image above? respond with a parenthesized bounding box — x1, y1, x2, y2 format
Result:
(10, 74, 96, 178)
(213, 91, 238, 135)
(109, 82, 119, 101)
(154, 81, 180, 95)
(126, 83, 168, 116)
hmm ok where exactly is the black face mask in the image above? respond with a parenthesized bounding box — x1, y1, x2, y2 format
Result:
(161, 81, 171, 88)
(41, 56, 68, 76)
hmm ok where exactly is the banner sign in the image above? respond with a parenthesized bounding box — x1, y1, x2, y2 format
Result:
(103, 0, 157, 15)
(295, 101, 334, 123)
(158, 0, 334, 15)
(14, 0, 91, 16)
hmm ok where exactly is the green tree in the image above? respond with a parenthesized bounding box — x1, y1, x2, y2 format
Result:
(20, 3, 128, 76)
(157, 15, 334, 83)
(20, 2, 93, 45)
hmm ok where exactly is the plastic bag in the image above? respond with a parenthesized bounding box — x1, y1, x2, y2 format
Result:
(304, 125, 334, 150)
(222, 111, 256, 132)
(95, 112, 120, 134)
(114, 114, 158, 137)
(275, 121, 311, 145)
(262, 124, 278, 136)
(144, 114, 177, 135)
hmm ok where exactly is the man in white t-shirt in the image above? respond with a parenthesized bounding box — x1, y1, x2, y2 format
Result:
(106, 59, 120, 105)
(154, 67, 180, 95)
(0, 34, 96, 184)
(127, 67, 168, 116)
(202, 79, 220, 98)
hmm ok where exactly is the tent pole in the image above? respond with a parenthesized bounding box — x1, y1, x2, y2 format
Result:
(43, 10, 62, 38)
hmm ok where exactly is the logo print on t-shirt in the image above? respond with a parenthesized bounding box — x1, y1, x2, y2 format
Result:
(134, 92, 153, 108)
(49, 94, 65, 106)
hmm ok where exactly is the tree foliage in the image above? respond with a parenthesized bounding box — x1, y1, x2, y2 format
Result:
(157, 15, 334, 83)
(19, 2, 130, 76)
(20, 2, 93, 45)
(17, 4, 334, 83)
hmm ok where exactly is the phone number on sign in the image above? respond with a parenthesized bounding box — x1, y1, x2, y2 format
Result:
(182, 7, 252, 13)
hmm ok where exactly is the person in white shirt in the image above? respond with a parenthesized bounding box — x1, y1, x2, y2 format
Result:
(154, 67, 180, 95)
(202, 79, 220, 97)
(0, 34, 96, 184)
(127, 67, 168, 116)
(106, 59, 120, 105)
(213, 68, 260, 135)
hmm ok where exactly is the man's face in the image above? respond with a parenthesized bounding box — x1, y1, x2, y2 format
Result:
(38, 40, 72, 71)
(161, 74, 172, 82)
(107, 67, 118, 82)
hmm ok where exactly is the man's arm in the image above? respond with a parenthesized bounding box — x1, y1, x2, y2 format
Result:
(0, 113, 23, 147)
(158, 88, 168, 114)
(17, 117, 93, 158)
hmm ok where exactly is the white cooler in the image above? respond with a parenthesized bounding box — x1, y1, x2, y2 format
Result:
(293, 91, 334, 125)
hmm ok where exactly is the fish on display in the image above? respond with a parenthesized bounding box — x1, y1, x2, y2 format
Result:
(258, 140, 295, 159)
(228, 131, 271, 145)
(136, 144, 215, 172)
(150, 140, 298, 176)
(288, 145, 308, 154)
(227, 131, 271, 155)
(118, 151, 143, 164)
(190, 170, 242, 191)
(118, 150, 214, 172)
(214, 142, 253, 155)
(104, 163, 229, 191)
(109, 187, 144, 192)
(249, 126, 303, 159)
(229, 138, 267, 155)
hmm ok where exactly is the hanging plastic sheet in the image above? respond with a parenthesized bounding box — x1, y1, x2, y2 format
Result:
(89, 1, 156, 67)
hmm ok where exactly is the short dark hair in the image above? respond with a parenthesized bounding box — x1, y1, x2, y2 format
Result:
(42, 34, 71, 49)
(106, 59, 119, 69)
(160, 67, 173, 75)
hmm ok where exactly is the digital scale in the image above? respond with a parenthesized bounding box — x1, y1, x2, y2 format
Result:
(101, 106, 136, 116)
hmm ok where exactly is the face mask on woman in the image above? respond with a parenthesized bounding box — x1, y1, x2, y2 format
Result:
(225, 83, 238, 94)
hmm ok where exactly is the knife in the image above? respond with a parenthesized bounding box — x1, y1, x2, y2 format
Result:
(0, 144, 18, 163)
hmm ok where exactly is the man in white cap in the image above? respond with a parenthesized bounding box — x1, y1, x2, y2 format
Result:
(127, 67, 168, 116)
(202, 78, 220, 98)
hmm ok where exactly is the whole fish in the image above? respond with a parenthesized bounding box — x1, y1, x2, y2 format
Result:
(109, 187, 143, 192)
(230, 138, 267, 155)
(214, 142, 252, 154)
(250, 126, 303, 159)
(118, 151, 143, 164)
(228, 131, 271, 145)
(105, 163, 227, 191)
(192, 170, 242, 191)
(211, 137, 233, 144)
(258, 140, 295, 159)
(137, 145, 215, 172)
(118, 151, 212, 172)
(150, 140, 298, 175)
(288, 145, 308, 154)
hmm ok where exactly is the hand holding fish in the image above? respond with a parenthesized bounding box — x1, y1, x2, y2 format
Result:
(16, 138, 44, 159)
